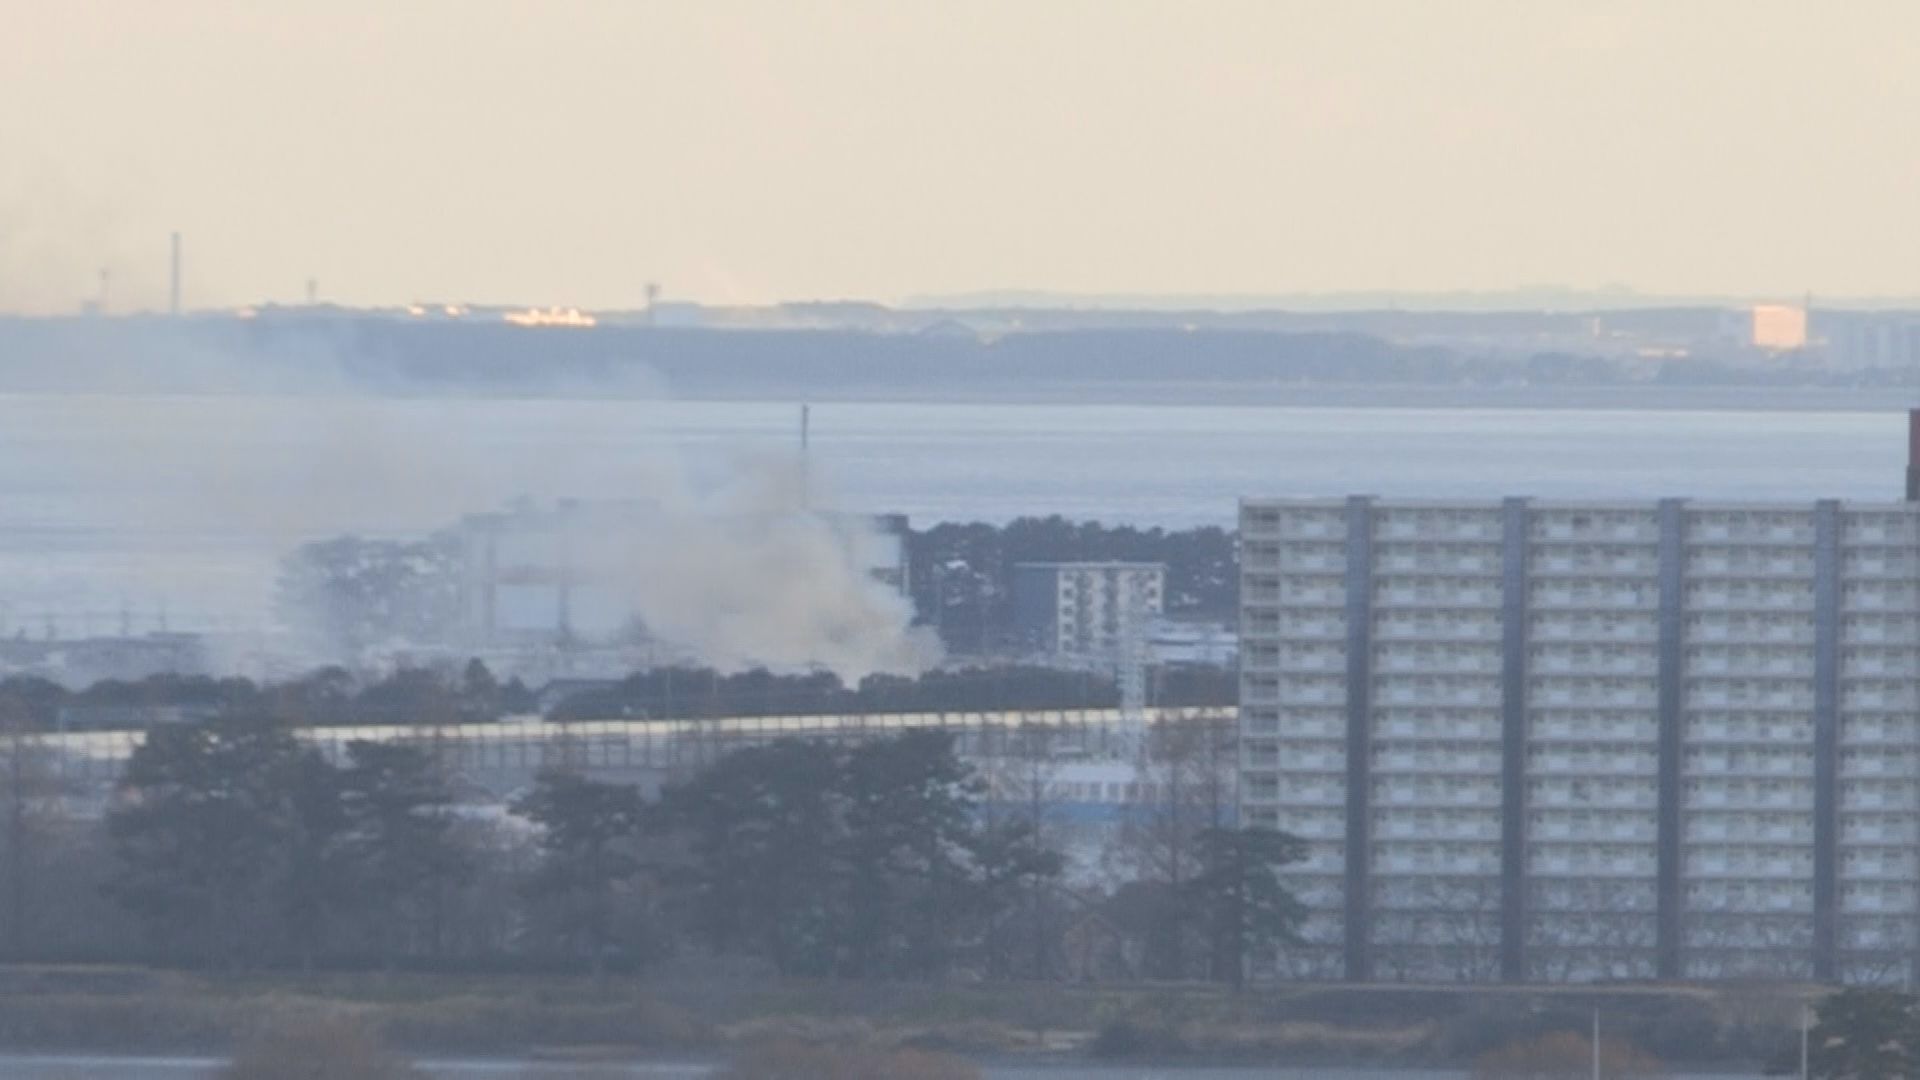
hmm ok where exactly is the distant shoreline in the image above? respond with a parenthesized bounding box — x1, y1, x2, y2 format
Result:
(0, 380, 1910, 413)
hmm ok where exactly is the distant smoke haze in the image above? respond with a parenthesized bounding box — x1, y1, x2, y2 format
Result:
(1, 331, 935, 680)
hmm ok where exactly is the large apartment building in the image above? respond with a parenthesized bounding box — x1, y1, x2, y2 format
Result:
(1240, 482, 1920, 984)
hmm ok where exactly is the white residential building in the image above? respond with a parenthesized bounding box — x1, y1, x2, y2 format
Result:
(1012, 562, 1165, 658)
(1241, 495, 1920, 984)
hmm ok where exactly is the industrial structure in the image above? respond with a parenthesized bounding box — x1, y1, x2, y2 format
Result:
(1239, 411, 1920, 985)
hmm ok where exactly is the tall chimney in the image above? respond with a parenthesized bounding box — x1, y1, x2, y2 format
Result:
(168, 232, 181, 316)
(1908, 409, 1920, 502)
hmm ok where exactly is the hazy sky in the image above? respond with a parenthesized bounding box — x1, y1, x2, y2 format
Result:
(4, 1, 1917, 312)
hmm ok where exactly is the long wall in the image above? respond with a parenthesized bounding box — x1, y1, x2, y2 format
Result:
(1240, 497, 1920, 984)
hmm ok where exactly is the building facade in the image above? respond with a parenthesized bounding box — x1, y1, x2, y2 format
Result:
(1240, 496, 1920, 984)
(1012, 562, 1166, 657)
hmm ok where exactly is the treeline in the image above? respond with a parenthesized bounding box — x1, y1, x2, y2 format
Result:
(0, 662, 1234, 733)
(908, 516, 1238, 652)
(547, 664, 1235, 721)
(1, 719, 1300, 984)
(0, 662, 536, 732)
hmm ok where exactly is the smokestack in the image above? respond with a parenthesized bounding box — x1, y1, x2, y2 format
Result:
(1908, 409, 1920, 502)
(169, 232, 181, 316)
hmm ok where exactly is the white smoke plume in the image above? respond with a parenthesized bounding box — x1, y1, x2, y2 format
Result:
(0, 322, 940, 682)
(561, 458, 941, 680)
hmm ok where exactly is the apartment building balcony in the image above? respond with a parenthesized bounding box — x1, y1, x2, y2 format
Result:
(1684, 594, 1815, 614)
(1839, 755, 1915, 779)
(1684, 857, 1811, 878)
(1374, 818, 1501, 841)
(1528, 589, 1657, 610)
(1685, 819, 1810, 844)
(1686, 624, 1814, 645)
(1684, 558, 1815, 579)
(1375, 684, 1501, 708)
(1375, 587, 1502, 609)
(1376, 786, 1501, 809)
(1530, 558, 1659, 578)
(1840, 520, 1920, 544)
(1374, 623, 1503, 643)
(1686, 688, 1814, 710)
(1531, 521, 1660, 543)
(1528, 852, 1655, 876)
(1377, 519, 1503, 542)
(1532, 655, 1658, 676)
(1533, 685, 1657, 708)
(1528, 721, 1659, 744)
(1373, 751, 1502, 774)
(1840, 558, 1917, 580)
(1275, 619, 1345, 640)
(1530, 819, 1655, 842)
(1529, 753, 1655, 775)
(1527, 623, 1658, 644)
(1376, 716, 1502, 740)
(1843, 590, 1919, 613)
(1374, 656, 1503, 677)
(1528, 786, 1657, 809)
(1841, 622, 1920, 646)
(1378, 553, 1502, 575)
(1684, 790, 1811, 812)
(1686, 655, 1809, 677)
(1845, 688, 1920, 710)
(1686, 522, 1815, 544)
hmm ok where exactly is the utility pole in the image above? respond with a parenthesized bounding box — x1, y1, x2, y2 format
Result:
(3, 703, 26, 960)
(1800, 1002, 1811, 1080)
(1591, 1008, 1601, 1080)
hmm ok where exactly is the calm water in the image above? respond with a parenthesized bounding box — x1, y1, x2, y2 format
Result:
(0, 393, 1902, 633)
(0, 1055, 1764, 1079)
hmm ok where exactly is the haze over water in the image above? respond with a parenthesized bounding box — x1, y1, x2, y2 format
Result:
(0, 394, 1902, 634)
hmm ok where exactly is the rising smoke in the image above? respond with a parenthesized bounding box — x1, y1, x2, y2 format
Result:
(563, 456, 941, 679)
(0, 321, 939, 681)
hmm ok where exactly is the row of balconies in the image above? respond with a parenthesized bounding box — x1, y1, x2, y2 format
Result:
(1685, 555, 1813, 578)
(1532, 558, 1658, 578)
(1372, 817, 1500, 841)
(1685, 520, 1814, 543)
(1686, 820, 1810, 843)
(1530, 718, 1659, 742)
(1686, 624, 1813, 644)
(1529, 621, 1658, 642)
(1528, 588, 1657, 610)
(1684, 591, 1815, 612)
(1528, 785, 1654, 808)
(1532, 518, 1660, 543)
(1374, 716, 1503, 740)
(1374, 785, 1501, 808)
(1372, 751, 1502, 775)
(1531, 853, 1657, 876)
(1531, 819, 1656, 842)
